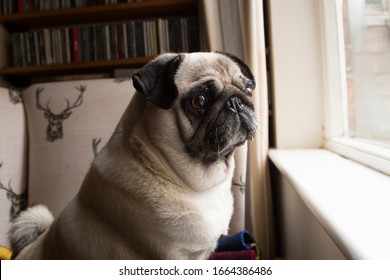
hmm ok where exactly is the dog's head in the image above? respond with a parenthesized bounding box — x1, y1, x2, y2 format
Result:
(132, 52, 257, 167)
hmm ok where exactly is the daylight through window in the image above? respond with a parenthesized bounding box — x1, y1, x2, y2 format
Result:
(342, 0, 390, 149)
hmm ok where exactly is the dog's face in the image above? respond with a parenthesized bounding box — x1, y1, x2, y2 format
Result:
(132, 52, 257, 187)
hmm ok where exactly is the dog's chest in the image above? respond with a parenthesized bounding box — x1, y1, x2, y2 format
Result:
(184, 180, 234, 247)
(157, 180, 233, 260)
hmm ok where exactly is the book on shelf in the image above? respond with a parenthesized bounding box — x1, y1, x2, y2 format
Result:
(10, 16, 200, 67)
(0, 0, 144, 14)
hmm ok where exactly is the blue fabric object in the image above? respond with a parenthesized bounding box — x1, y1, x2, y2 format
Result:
(215, 230, 255, 252)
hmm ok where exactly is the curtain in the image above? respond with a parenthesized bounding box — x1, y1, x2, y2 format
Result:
(200, 0, 275, 259)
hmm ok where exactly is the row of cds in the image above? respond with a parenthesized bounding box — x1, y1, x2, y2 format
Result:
(0, 0, 143, 14)
(11, 17, 200, 67)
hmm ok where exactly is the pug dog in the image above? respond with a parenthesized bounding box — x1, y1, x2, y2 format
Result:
(9, 52, 257, 259)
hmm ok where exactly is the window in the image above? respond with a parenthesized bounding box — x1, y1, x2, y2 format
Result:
(321, 0, 390, 175)
(344, 0, 390, 148)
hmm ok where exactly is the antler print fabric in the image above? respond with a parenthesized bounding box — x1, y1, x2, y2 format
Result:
(0, 87, 27, 248)
(0, 79, 133, 248)
(35, 86, 86, 142)
(21, 79, 133, 217)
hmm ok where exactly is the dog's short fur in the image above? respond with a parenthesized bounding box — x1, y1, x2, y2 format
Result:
(9, 52, 257, 259)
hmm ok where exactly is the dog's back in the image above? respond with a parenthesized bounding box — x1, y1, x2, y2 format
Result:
(8, 205, 54, 259)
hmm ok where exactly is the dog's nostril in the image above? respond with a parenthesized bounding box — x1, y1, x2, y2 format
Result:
(227, 97, 243, 112)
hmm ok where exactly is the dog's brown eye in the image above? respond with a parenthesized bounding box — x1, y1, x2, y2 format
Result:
(191, 94, 208, 109)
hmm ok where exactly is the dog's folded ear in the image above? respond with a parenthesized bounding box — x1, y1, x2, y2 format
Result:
(132, 54, 183, 109)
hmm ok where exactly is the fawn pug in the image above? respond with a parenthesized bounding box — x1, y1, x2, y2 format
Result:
(10, 52, 257, 259)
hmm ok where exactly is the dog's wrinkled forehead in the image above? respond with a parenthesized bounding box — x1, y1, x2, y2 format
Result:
(175, 53, 255, 94)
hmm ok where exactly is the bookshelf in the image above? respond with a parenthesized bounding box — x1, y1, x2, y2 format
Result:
(0, 0, 199, 83)
(0, 57, 152, 77)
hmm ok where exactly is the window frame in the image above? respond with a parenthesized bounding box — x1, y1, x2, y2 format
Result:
(319, 0, 390, 176)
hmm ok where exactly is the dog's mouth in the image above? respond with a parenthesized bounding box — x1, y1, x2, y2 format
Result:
(187, 102, 257, 165)
(205, 109, 257, 160)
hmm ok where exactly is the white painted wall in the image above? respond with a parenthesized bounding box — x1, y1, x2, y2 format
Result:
(273, 171, 346, 260)
(268, 0, 324, 149)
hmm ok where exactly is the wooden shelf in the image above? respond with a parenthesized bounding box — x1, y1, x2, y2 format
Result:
(0, 0, 199, 84)
(0, 0, 198, 30)
(0, 57, 153, 77)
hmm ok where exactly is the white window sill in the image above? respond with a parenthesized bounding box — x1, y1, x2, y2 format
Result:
(268, 149, 390, 260)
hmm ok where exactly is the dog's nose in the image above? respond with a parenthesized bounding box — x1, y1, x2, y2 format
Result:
(226, 96, 244, 112)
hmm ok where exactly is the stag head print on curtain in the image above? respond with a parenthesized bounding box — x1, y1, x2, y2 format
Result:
(0, 87, 27, 248)
(0, 163, 27, 221)
(35, 85, 86, 142)
(22, 79, 134, 217)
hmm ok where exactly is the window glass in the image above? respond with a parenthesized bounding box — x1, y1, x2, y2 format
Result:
(342, 0, 390, 148)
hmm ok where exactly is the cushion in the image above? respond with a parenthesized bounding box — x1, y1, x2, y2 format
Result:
(0, 87, 27, 248)
(22, 79, 134, 217)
